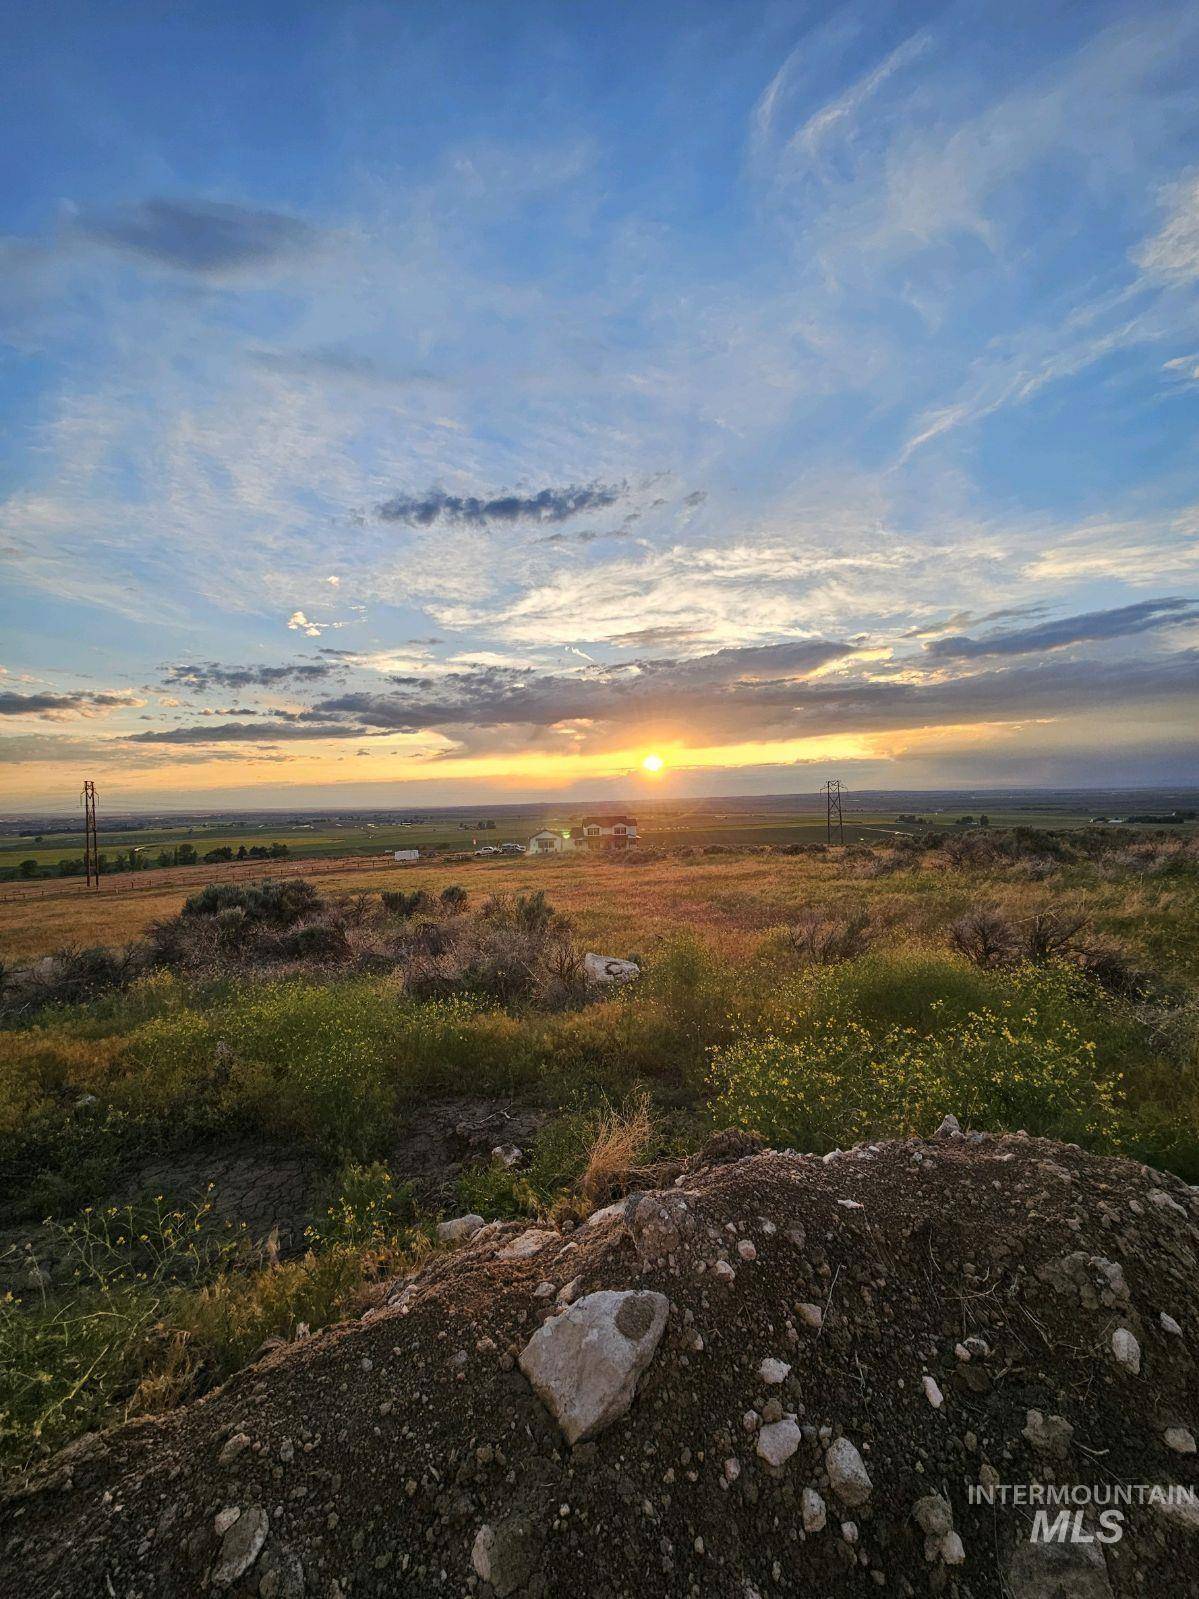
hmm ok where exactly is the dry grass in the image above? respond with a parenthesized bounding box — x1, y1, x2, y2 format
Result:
(579, 1094, 654, 1206)
(3, 843, 1198, 982)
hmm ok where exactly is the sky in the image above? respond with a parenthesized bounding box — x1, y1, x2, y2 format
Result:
(2, 0, 1198, 812)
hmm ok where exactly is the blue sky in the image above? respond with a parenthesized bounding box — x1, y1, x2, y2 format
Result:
(1, 0, 1197, 808)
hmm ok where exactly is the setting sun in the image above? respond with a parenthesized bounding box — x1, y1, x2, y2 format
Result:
(641, 752, 665, 773)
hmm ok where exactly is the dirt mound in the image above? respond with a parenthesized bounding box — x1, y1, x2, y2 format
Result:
(4, 1129, 1199, 1597)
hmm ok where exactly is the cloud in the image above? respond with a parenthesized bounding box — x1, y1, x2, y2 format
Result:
(162, 661, 339, 692)
(287, 611, 342, 638)
(126, 720, 370, 745)
(376, 483, 626, 528)
(0, 689, 144, 719)
(74, 198, 318, 275)
(309, 639, 861, 745)
(925, 597, 1199, 659)
(1133, 171, 1199, 284)
(605, 625, 705, 649)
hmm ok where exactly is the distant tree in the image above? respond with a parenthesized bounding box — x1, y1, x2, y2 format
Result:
(979, 814, 991, 827)
(19, 858, 39, 878)
(203, 846, 234, 864)
(175, 844, 198, 866)
(236, 844, 248, 860)
(269, 842, 289, 858)
(157, 850, 173, 868)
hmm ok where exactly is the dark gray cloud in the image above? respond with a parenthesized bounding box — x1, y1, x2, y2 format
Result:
(0, 689, 141, 717)
(126, 720, 369, 745)
(162, 661, 338, 692)
(536, 527, 632, 546)
(76, 199, 317, 274)
(376, 483, 626, 528)
(926, 597, 1199, 659)
(310, 640, 861, 739)
(300, 642, 1199, 752)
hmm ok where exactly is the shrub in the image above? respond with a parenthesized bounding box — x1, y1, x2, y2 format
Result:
(439, 884, 469, 912)
(787, 908, 872, 964)
(381, 890, 433, 919)
(579, 1094, 654, 1205)
(949, 908, 1017, 968)
(180, 878, 323, 928)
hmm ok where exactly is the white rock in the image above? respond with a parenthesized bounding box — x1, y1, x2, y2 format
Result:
(533, 1280, 556, 1298)
(1161, 1311, 1183, 1337)
(518, 1289, 669, 1444)
(802, 1487, 827, 1532)
(737, 1239, 757, 1261)
(923, 1375, 944, 1408)
(756, 1417, 802, 1467)
(1111, 1327, 1141, 1374)
(498, 1228, 558, 1261)
(585, 1202, 627, 1229)
(826, 1436, 873, 1505)
(1165, 1426, 1197, 1454)
(213, 1507, 241, 1536)
(836, 1198, 863, 1210)
(941, 1530, 966, 1565)
(841, 1521, 858, 1544)
(211, 1505, 269, 1589)
(758, 1357, 791, 1385)
(934, 1113, 962, 1137)
(796, 1302, 823, 1331)
(583, 952, 640, 985)
(723, 1457, 741, 1482)
(491, 1144, 522, 1169)
(437, 1214, 485, 1245)
(711, 1260, 736, 1284)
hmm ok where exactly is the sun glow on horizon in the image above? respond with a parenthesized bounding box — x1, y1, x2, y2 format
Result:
(641, 752, 665, 773)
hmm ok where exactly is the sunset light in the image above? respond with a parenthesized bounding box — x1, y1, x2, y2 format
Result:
(641, 753, 666, 774)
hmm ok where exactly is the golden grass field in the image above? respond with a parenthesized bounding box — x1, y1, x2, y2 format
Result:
(4, 846, 1196, 982)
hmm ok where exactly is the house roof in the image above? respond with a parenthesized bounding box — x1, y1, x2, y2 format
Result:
(579, 815, 637, 827)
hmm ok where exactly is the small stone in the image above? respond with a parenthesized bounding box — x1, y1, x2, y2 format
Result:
(212, 1505, 269, 1589)
(941, 1531, 966, 1565)
(934, 1114, 962, 1138)
(217, 1432, 251, 1467)
(499, 1228, 558, 1261)
(723, 1457, 741, 1483)
(437, 1214, 485, 1245)
(913, 1495, 953, 1538)
(841, 1521, 858, 1544)
(737, 1239, 757, 1261)
(214, 1507, 241, 1537)
(1023, 1409, 1074, 1458)
(1161, 1311, 1183, 1337)
(471, 1519, 539, 1598)
(1165, 1426, 1197, 1454)
(923, 1375, 944, 1408)
(826, 1437, 872, 1505)
(796, 1302, 823, 1331)
(802, 1487, 827, 1532)
(756, 1417, 802, 1467)
(1111, 1327, 1141, 1374)
(759, 1357, 791, 1385)
(712, 1260, 736, 1284)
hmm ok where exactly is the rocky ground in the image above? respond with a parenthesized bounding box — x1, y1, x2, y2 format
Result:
(4, 1125, 1199, 1598)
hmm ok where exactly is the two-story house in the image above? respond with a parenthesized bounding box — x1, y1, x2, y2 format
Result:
(579, 815, 638, 849)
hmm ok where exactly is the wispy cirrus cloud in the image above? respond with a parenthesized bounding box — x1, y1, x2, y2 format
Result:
(73, 198, 319, 275)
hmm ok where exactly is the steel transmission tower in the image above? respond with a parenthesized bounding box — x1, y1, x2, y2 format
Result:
(824, 778, 845, 844)
(82, 779, 99, 888)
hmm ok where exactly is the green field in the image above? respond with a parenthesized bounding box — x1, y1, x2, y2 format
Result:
(4, 792, 1195, 880)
